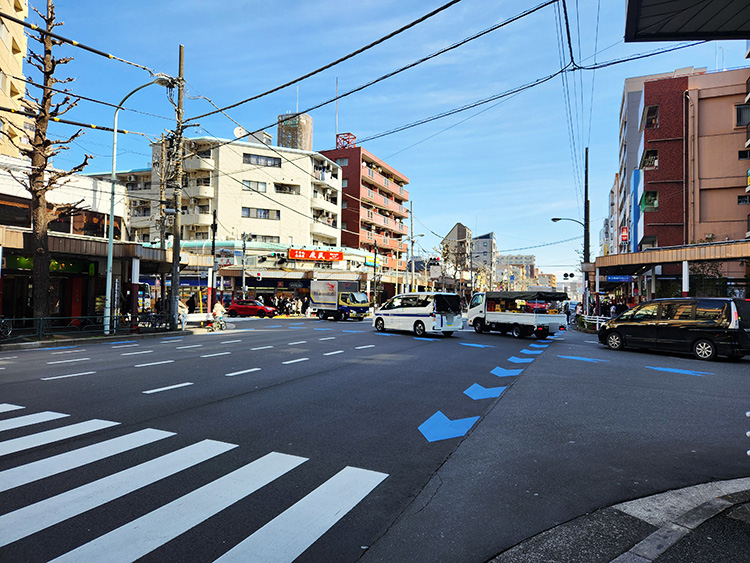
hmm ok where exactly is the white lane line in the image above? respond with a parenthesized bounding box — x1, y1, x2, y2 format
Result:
(323, 350, 344, 356)
(201, 352, 231, 358)
(175, 344, 202, 350)
(135, 360, 174, 368)
(0, 356, 18, 360)
(142, 382, 193, 394)
(0, 419, 119, 458)
(41, 372, 96, 381)
(355, 345, 375, 349)
(0, 411, 69, 432)
(318, 337, 336, 341)
(121, 350, 153, 356)
(112, 344, 139, 349)
(215, 466, 388, 563)
(251, 345, 273, 351)
(51, 349, 86, 355)
(288, 341, 307, 345)
(221, 340, 242, 344)
(225, 368, 261, 377)
(46, 358, 91, 365)
(0, 404, 24, 414)
(0, 428, 172, 492)
(0, 440, 236, 548)
(50, 452, 308, 563)
(282, 358, 309, 365)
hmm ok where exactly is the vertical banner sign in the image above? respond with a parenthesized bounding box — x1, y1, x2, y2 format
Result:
(620, 226, 629, 243)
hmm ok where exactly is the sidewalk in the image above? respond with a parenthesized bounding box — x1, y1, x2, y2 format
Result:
(491, 479, 750, 563)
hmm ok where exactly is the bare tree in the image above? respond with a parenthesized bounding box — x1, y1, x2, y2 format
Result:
(0, 0, 91, 318)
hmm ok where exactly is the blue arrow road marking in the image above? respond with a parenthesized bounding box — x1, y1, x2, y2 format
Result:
(266, 325, 283, 328)
(508, 356, 534, 364)
(418, 411, 480, 442)
(313, 328, 333, 331)
(529, 343, 549, 348)
(491, 366, 523, 378)
(464, 383, 507, 400)
(289, 322, 305, 325)
(341, 330, 363, 333)
(414, 337, 439, 341)
(537, 340, 554, 343)
(459, 343, 495, 348)
(520, 349, 543, 355)
(374, 333, 392, 337)
(646, 366, 713, 377)
(557, 355, 609, 363)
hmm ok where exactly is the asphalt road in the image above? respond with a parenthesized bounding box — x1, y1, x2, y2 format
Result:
(0, 319, 748, 562)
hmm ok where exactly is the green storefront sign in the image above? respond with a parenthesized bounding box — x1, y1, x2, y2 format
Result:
(3, 254, 95, 275)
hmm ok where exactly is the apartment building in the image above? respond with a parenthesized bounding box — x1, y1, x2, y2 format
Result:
(471, 232, 498, 288)
(321, 134, 409, 275)
(0, 0, 29, 158)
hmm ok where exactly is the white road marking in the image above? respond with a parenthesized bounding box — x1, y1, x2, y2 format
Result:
(355, 345, 375, 349)
(50, 452, 308, 563)
(121, 350, 153, 356)
(0, 440, 236, 548)
(225, 368, 261, 377)
(134, 360, 174, 368)
(112, 344, 139, 349)
(221, 339, 242, 344)
(201, 352, 231, 358)
(0, 419, 119, 458)
(215, 466, 388, 563)
(251, 345, 273, 351)
(41, 372, 96, 381)
(318, 337, 336, 341)
(176, 344, 203, 350)
(46, 358, 91, 365)
(51, 349, 86, 355)
(142, 382, 194, 394)
(0, 356, 18, 360)
(0, 428, 171, 492)
(0, 404, 24, 413)
(288, 341, 307, 345)
(282, 358, 309, 365)
(323, 350, 344, 356)
(0, 411, 69, 432)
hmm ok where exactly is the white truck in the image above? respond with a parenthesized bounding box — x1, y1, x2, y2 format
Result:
(467, 291, 569, 339)
(310, 280, 370, 321)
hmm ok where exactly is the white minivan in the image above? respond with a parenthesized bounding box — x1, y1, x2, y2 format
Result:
(372, 292, 464, 336)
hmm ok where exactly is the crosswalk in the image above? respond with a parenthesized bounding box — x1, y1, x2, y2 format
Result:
(0, 403, 388, 562)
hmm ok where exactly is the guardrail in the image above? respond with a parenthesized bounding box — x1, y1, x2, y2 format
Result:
(578, 314, 611, 331)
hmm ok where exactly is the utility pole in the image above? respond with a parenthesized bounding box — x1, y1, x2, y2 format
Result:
(169, 45, 185, 330)
(159, 134, 167, 309)
(241, 232, 247, 296)
(209, 208, 217, 309)
(584, 146, 591, 314)
(372, 246, 378, 305)
(409, 201, 415, 292)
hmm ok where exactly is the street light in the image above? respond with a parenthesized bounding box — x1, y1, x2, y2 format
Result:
(105, 75, 174, 335)
(551, 216, 591, 312)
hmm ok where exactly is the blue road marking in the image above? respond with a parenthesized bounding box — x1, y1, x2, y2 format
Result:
(520, 349, 543, 355)
(464, 383, 507, 400)
(266, 325, 283, 328)
(313, 328, 334, 331)
(491, 366, 523, 378)
(414, 337, 439, 342)
(40, 345, 79, 350)
(374, 333, 392, 337)
(288, 327, 306, 329)
(418, 411, 480, 442)
(161, 336, 183, 340)
(289, 322, 305, 325)
(341, 330, 364, 333)
(508, 356, 534, 364)
(528, 343, 549, 348)
(557, 355, 609, 363)
(537, 340, 554, 343)
(646, 366, 713, 377)
(459, 343, 495, 348)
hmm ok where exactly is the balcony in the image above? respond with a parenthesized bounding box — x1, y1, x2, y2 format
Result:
(183, 157, 215, 171)
(182, 212, 213, 226)
(358, 186, 408, 218)
(183, 185, 214, 199)
(360, 229, 406, 252)
(311, 191, 339, 213)
(361, 165, 409, 200)
(130, 215, 151, 229)
(361, 208, 408, 235)
(310, 220, 338, 240)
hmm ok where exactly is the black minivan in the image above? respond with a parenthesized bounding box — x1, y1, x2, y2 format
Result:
(598, 297, 750, 361)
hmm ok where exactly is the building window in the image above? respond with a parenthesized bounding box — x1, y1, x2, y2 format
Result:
(342, 179, 348, 188)
(641, 191, 658, 211)
(196, 176, 211, 187)
(640, 149, 658, 169)
(242, 180, 266, 192)
(643, 105, 659, 129)
(274, 183, 300, 195)
(243, 153, 281, 168)
(336, 158, 348, 167)
(739, 150, 750, 160)
(242, 207, 280, 220)
(736, 104, 750, 127)
(739, 195, 750, 205)
(197, 148, 212, 158)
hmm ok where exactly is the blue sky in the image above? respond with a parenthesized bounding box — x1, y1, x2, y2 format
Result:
(34, 0, 749, 280)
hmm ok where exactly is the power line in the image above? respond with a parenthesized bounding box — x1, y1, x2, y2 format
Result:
(0, 106, 148, 135)
(186, 0, 464, 122)
(498, 235, 582, 253)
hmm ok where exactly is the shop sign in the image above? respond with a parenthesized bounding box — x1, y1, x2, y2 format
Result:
(289, 248, 343, 261)
(607, 275, 632, 283)
(620, 226, 629, 243)
(3, 254, 93, 274)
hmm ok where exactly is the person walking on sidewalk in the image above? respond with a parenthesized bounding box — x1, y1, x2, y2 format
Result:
(178, 300, 188, 331)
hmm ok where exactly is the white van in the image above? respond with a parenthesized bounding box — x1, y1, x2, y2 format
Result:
(372, 292, 464, 336)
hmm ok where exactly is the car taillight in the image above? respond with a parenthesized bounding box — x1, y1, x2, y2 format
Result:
(729, 303, 740, 329)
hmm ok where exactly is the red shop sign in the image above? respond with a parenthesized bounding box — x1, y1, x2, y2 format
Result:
(289, 248, 344, 261)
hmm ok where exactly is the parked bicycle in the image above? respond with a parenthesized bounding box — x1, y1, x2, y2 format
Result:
(0, 317, 12, 338)
(207, 312, 226, 332)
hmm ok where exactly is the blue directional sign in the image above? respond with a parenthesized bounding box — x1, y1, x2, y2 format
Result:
(646, 366, 713, 377)
(459, 343, 495, 348)
(418, 411, 480, 442)
(491, 366, 523, 378)
(607, 275, 632, 282)
(557, 355, 609, 363)
(464, 383, 507, 400)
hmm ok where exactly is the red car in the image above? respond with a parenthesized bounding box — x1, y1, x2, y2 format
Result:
(226, 300, 277, 318)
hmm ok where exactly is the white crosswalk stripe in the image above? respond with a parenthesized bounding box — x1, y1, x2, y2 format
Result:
(0, 410, 69, 432)
(0, 405, 389, 561)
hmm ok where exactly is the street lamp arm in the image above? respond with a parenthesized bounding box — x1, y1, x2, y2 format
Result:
(551, 217, 585, 228)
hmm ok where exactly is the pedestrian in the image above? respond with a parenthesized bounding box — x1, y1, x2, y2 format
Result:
(301, 296, 310, 317)
(563, 303, 570, 325)
(257, 295, 264, 305)
(178, 299, 188, 331)
(186, 294, 196, 314)
(610, 302, 617, 318)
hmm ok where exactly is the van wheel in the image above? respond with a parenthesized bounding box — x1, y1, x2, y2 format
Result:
(414, 321, 426, 337)
(693, 339, 717, 361)
(606, 331, 624, 351)
(375, 317, 385, 332)
(473, 319, 485, 333)
(511, 325, 523, 339)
